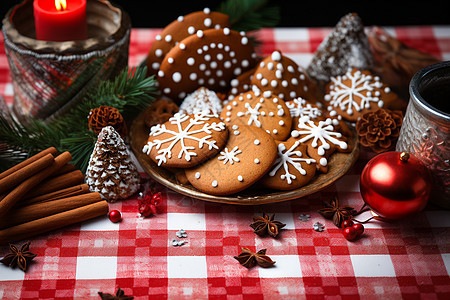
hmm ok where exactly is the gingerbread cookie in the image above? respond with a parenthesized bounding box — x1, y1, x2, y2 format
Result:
(144, 98, 180, 128)
(286, 97, 323, 130)
(185, 125, 277, 195)
(219, 88, 292, 140)
(224, 66, 256, 104)
(157, 28, 257, 101)
(146, 8, 230, 76)
(179, 87, 223, 115)
(324, 68, 400, 122)
(306, 13, 373, 90)
(251, 50, 321, 102)
(291, 118, 349, 173)
(260, 138, 316, 190)
(142, 111, 228, 168)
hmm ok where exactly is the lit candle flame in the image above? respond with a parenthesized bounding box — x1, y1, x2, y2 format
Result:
(55, 0, 67, 11)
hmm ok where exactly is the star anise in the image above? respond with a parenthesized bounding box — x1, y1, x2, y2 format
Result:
(250, 213, 286, 237)
(318, 197, 358, 227)
(98, 288, 133, 300)
(0, 241, 37, 272)
(234, 247, 276, 268)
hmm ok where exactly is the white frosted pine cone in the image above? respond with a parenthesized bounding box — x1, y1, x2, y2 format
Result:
(85, 126, 140, 202)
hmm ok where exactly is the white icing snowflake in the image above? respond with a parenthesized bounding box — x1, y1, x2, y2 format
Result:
(324, 69, 384, 115)
(237, 102, 262, 127)
(286, 97, 322, 122)
(142, 112, 225, 166)
(269, 141, 316, 184)
(218, 146, 242, 165)
(292, 118, 348, 156)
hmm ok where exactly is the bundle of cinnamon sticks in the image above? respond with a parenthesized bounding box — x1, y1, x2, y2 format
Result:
(0, 147, 109, 245)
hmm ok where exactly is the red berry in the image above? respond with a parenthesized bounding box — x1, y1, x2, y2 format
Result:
(108, 210, 122, 223)
(341, 219, 354, 229)
(139, 204, 153, 217)
(353, 223, 365, 236)
(149, 204, 158, 215)
(151, 192, 162, 205)
(343, 226, 358, 241)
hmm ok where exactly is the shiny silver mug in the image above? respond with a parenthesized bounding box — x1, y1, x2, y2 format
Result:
(396, 61, 450, 208)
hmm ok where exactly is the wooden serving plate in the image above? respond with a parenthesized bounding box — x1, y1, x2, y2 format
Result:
(129, 110, 360, 205)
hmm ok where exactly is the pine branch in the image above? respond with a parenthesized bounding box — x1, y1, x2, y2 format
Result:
(217, 0, 280, 32)
(0, 66, 159, 173)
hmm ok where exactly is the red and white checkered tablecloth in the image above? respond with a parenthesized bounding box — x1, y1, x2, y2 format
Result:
(1, 26, 450, 299)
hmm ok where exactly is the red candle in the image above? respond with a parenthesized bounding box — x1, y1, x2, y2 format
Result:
(33, 0, 88, 41)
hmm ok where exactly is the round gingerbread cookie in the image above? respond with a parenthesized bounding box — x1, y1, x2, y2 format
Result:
(185, 124, 277, 195)
(142, 111, 228, 168)
(179, 87, 223, 115)
(157, 27, 257, 101)
(251, 50, 321, 102)
(145, 8, 230, 76)
(324, 68, 401, 122)
(260, 138, 317, 190)
(219, 88, 292, 140)
(291, 118, 349, 173)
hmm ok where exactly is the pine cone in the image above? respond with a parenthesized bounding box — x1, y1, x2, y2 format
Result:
(85, 126, 140, 202)
(356, 108, 403, 153)
(88, 106, 127, 138)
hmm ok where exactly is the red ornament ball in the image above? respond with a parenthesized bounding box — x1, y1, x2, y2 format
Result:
(360, 151, 432, 220)
(108, 210, 122, 223)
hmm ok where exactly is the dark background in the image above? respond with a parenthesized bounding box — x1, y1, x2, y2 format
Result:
(1, 0, 449, 28)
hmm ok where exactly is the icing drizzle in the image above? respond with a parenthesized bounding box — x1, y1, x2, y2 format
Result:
(269, 141, 316, 184)
(292, 118, 348, 157)
(324, 69, 385, 115)
(142, 111, 226, 166)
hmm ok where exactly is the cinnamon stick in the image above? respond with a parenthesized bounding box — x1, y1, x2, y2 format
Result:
(0, 200, 109, 245)
(25, 170, 85, 199)
(0, 147, 58, 180)
(0, 153, 55, 195)
(51, 163, 76, 176)
(0, 151, 72, 218)
(21, 183, 90, 206)
(0, 192, 103, 229)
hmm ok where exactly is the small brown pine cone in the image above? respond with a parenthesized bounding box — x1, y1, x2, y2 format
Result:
(88, 106, 127, 138)
(356, 108, 403, 153)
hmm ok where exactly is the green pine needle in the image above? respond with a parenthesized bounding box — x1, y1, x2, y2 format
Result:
(0, 66, 159, 173)
(217, 0, 280, 32)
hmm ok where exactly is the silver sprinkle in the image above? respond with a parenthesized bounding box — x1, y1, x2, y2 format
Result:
(172, 239, 186, 246)
(313, 222, 325, 232)
(176, 229, 188, 238)
(298, 214, 311, 222)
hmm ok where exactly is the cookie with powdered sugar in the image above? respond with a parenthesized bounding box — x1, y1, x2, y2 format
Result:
(178, 87, 223, 115)
(146, 8, 230, 76)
